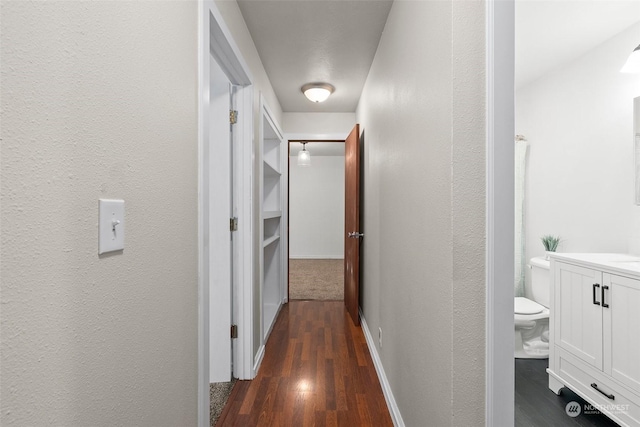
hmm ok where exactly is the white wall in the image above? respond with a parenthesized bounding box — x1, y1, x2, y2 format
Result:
(283, 112, 356, 136)
(283, 112, 354, 261)
(1, 2, 198, 425)
(356, 1, 486, 425)
(289, 155, 345, 259)
(517, 22, 640, 288)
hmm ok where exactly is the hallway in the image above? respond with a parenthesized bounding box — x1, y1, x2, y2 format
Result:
(216, 301, 393, 426)
(1, 1, 500, 424)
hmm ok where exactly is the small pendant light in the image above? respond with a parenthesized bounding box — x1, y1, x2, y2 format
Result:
(297, 142, 311, 167)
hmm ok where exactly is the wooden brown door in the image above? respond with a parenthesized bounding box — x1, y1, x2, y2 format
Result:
(344, 124, 361, 325)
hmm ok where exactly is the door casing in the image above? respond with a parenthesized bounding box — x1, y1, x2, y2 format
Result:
(485, 1, 515, 425)
(198, 2, 254, 427)
(286, 137, 346, 302)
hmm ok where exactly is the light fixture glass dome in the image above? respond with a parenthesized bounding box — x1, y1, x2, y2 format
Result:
(621, 44, 640, 73)
(297, 142, 311, 167)
(301, 83, 335, 103)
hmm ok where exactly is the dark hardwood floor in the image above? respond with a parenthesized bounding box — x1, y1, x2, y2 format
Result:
(516, 359, 620, 427)
(216, 301, 393, 426)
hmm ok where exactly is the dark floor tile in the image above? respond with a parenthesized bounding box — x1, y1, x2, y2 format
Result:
(516, 359, 620, 427)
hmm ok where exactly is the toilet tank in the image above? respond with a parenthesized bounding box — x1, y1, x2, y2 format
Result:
(529, 257, 550, 307)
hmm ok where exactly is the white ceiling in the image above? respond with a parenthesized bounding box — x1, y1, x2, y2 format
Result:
(237, 0, 640, 112)
(290, 141, 345, 157)
(516, 0, 640, 88)
(237, 0, 393, 113)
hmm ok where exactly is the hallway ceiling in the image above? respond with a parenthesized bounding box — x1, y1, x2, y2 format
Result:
(237, 0, 393, 113)
(238, 1, 640, 109)
(516, 0, 640, 88)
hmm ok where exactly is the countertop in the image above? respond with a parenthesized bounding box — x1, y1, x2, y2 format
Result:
(548, 252, 640, 279)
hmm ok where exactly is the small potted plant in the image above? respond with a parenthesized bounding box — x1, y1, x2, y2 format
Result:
(541, 235, 561, 260)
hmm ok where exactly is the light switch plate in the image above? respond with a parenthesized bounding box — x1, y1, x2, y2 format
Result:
(99, 199, 125, 254)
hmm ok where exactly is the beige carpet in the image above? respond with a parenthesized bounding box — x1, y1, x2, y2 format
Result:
(289, 259, 344, 300)
(210, 379, 236, 426)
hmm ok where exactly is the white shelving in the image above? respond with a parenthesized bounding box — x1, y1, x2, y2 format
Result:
(263, 210, 282, 219)
(263, 138, 281, 174)
(263, 234, 280, 248)
(259, 99, 286, 345)
(264, 160, 281, 177)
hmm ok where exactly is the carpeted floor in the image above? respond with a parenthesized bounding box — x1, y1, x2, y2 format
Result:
(210, 379, 236, 426)
(289, 259, 343, 300)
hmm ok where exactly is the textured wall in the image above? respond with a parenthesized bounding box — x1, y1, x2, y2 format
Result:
(451, 1, 487, 424)
(1, 2, 199, 426)
(517, 22, 640, 278)
(356, 1, 486, 424)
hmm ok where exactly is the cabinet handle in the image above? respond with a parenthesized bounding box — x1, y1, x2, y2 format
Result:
(602, 285, 610, 308)
(592, 283, 601, 305)
(591, 383, 615, 400)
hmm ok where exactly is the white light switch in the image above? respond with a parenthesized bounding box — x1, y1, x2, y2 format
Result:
(99, 199, 125, 254)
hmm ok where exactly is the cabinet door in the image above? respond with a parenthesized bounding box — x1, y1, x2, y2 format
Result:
(555, 262, 603, 369)
(603, 273, 640, 393)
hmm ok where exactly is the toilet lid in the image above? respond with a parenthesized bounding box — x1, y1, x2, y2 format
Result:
(515, 297, 545, 315)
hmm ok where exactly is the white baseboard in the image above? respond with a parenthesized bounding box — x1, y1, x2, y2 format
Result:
(253, 344, 265, 376)
(253, 301, 285, 377)
(359, 309, 405, 427)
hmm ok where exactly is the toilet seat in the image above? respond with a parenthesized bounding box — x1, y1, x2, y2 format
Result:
(515, 297, 545, 315)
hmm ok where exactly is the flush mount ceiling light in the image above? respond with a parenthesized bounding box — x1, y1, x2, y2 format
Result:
(297, 142, 311, 167)
(621, 43, 640, 73)
(301, 83, 335, 103)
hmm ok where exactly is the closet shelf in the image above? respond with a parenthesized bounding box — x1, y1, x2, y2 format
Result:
(263, 235, 280, 247)
(261, 104, 284, 343)
(263, 160, 281, 177)
(263, 210, 282, 219)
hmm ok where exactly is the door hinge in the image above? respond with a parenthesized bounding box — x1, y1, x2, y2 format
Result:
(230, 324, 238, 339)
(230, 217, 238, 231)
(229, 110, 238, 125)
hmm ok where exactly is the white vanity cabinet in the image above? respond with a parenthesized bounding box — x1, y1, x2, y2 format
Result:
(552, 262, 603, 369)
(548, 254, 640, 427)
(604, 274, 640, 395)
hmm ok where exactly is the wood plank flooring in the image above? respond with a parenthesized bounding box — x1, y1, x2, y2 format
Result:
(217, 301, 393, 426)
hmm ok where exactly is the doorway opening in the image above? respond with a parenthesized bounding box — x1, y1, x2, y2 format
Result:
(287, 139, 345, 301)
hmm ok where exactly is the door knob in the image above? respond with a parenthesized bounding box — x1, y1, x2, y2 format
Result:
(348, 232, 364, 238)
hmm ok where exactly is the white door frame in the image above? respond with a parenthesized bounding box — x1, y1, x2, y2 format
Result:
(198, 2, 254, 426)
(485, 0, 515, 426)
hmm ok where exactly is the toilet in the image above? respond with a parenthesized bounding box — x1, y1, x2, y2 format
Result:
(515, 257, 550, 359)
